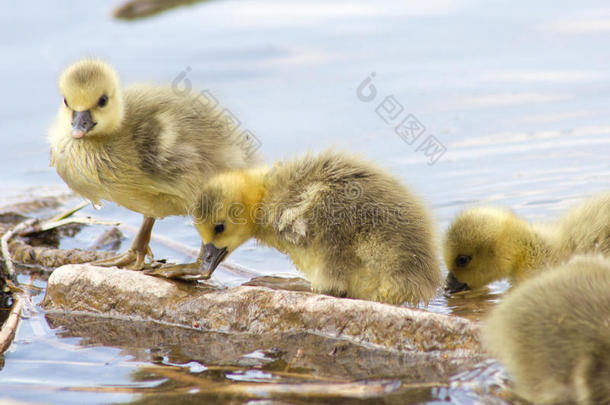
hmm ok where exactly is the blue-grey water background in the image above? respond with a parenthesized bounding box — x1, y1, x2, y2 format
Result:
(0, 0, 609, 403)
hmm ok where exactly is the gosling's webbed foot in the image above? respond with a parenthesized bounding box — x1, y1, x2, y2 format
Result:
(91, 246, 158, 270)
(144, 262, 212, 281)
(92, 249, 139, 268)
(130, 245, 155, 270)
(92, 216, 158, 270)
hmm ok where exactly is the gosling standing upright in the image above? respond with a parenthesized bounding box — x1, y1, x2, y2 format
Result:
(180, 151, 442, 305)
(48, 59, 260, 268)
(443, 193, 610, 291)
(483, 255, 610, 405)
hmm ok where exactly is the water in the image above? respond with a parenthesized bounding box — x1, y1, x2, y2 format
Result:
(1, 0, 609, 403)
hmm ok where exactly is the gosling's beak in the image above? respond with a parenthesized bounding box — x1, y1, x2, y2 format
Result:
(445, 273, 470, 293)
(201, 243, 228, 278)
(71, 110, 96, 139)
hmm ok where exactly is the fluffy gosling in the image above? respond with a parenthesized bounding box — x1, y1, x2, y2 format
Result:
(48, 59, 259, 269)
(483, 255, 610, 405)
(444, 193, 610, 292)
(184, 151, 442, 305)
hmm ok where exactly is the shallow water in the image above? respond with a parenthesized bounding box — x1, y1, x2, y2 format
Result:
(1, 0, 609, 403)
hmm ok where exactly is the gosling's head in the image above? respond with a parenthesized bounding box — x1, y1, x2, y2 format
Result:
(444, 207, 526, 293)
(191, 171, 265, 277)
(58, 59, 123, 139)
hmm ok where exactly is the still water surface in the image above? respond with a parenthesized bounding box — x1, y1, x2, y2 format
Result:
(1, 0, 609, 403)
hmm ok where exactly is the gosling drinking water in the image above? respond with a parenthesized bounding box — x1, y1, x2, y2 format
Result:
(178, 151, 442, 305)
(444, 193, 610, 292)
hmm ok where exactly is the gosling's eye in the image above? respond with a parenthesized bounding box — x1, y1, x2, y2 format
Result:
(97, 95, 108, 108)
(214, 223, 225, 234)
(455, 254, 472, 268)
(63, 98, 69, 108)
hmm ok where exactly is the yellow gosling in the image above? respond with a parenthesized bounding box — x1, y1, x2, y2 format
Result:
(48, 59, 260, 269)
(483, 255, 610, 405)
(188, 151, 442, 305)
(444, 193, 610, 291)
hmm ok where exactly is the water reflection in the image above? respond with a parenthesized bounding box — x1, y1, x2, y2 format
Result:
(441, 286, 506, 322)
(42, 312, 481, 404)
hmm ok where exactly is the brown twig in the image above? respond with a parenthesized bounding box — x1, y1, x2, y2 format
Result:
(1, 218, 38, 281)
(0, 293, 23, 353)
(113, 0, 207, 20)
(2, 197, 261, 279)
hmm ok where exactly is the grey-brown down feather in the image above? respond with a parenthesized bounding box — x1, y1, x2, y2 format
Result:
(253, 151, 442, 305)
(484, 255, 610, 405)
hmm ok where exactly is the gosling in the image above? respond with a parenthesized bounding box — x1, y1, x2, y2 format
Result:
(483, 255, 610, 405)
(183, 151, 442, 305)
(48, 59, 260, 269)
(444, 193, 610, 292)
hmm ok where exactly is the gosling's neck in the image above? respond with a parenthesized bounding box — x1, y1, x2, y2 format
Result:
(505, 219, 553, 283)
(241, 166, 281, 244)
(234, 166, 268, 238)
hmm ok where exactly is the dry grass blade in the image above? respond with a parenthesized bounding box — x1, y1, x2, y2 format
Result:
(46, 200, 89, 223)
(37, 217, 121, 233)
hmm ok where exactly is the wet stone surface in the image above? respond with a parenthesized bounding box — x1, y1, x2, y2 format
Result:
(42, 265, 484, 386)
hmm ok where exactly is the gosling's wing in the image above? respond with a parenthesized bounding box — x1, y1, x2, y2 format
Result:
(273, 182, 332, 245)
(105, 84, 263, 216)
(124, 85, 260, 174)
(275, 204, 309, 245)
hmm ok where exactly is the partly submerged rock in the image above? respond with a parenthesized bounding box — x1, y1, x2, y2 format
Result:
(42, 265, 483, 384)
